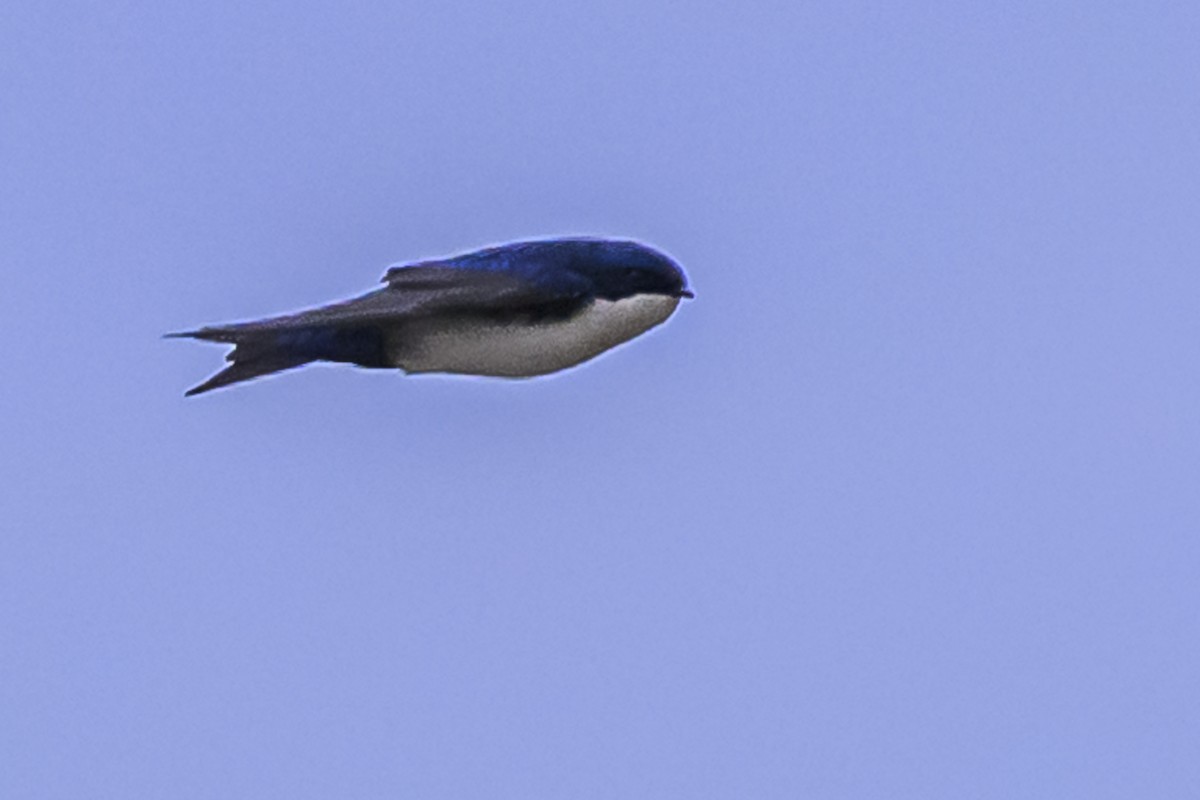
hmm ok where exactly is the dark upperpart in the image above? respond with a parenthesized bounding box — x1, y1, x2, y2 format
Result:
(445, 238, 693, 302)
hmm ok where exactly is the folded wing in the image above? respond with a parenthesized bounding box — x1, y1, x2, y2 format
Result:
(169, 266, 588, 395)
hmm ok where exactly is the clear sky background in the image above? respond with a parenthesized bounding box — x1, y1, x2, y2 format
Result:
(3, 2, 1198, 797)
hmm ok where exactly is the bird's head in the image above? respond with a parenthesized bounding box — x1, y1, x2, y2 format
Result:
(564, 239, 693, 302)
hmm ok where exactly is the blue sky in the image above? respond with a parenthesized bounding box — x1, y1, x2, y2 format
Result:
(3, 2, 1198, 797)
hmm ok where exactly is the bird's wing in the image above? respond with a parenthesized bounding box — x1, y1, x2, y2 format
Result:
(378, 265, 565, 315)
(172, 267, 585, 342)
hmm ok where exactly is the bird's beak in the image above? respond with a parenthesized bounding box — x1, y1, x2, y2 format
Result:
(677, 289, 695, 299)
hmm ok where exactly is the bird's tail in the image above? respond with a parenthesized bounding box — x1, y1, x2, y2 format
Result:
(166, 322, 389, 396)
(165, 328, 314, 396)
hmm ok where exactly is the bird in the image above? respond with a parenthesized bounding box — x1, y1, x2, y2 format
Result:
(167, 237, 693, 396)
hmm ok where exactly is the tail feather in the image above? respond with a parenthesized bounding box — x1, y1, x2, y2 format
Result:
(184, 356, 310, 396)
(169, 326, 314, 396)
(164, 328, 241, 344)
(168, 323, 388, 396)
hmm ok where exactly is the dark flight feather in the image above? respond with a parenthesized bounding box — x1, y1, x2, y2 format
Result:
(166, 267, 585, 395)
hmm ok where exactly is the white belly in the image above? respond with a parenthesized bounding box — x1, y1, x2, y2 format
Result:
(389, 293, 680, 377)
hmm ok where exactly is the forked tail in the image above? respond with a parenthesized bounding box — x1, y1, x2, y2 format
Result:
(165, 328, 314, 396)
(167, 320, 389, 396)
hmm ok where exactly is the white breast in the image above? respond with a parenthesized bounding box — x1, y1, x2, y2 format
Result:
(389, 293, 681, 377)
